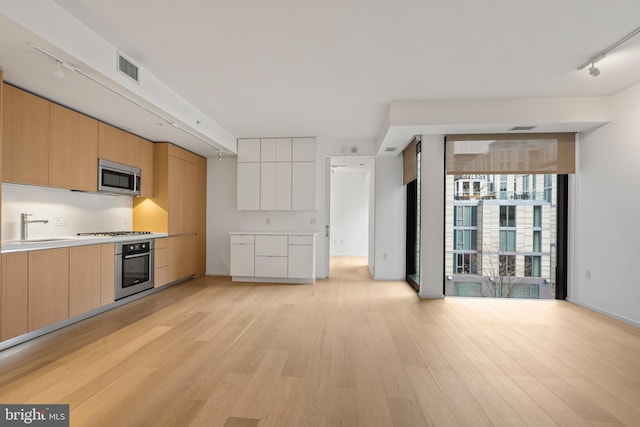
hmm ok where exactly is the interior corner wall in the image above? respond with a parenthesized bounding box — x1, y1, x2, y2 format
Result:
(419, 134, 445, 298)
(368, 161, 376, 277)
(572, 81, 640, 327)
(373, 156, 405, 280)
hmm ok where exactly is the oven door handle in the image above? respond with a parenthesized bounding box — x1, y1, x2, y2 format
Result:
(123, 252, 150, 259)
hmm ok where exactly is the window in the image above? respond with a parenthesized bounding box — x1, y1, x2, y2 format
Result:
(533, 205, 542, 227)
(500, 176, 508, 199)
(454, 282, 483, 297)
(499, 205, 516, 227)
(455, 230, 477, 250)
(533, 231, 541, 252)
(499, 230, 516, 252)
(499, 255, 515, 276)
(455, 253, 478, 274)
(544, 174, 553, 203)
(524, 256, 541, 277)
(454, 206, 477, 227)
(512, 284, 540, 298)
(473, 181, 480, 195)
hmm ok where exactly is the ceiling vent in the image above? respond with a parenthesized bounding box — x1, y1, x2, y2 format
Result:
(385, 147, 397, 152)
(509, 125, 537, 131)
(117, 52, 139, 83)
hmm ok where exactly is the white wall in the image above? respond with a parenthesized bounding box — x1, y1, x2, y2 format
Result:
(373, 156, 405, 280)
(206, 137, 381, 278)
(419, 135, 445, 298)
(572, 82, 640, 327)
(330, 171, 369, 256)
(2, 183, 132, 240)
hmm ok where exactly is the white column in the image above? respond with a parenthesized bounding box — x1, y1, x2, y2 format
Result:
(419, 134, 445, 298)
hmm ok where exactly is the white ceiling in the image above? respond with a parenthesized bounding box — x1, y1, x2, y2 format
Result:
(3, 1, 640, 157)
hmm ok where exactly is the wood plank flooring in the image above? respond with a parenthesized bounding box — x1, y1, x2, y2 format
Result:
(1, 256, 640, 426)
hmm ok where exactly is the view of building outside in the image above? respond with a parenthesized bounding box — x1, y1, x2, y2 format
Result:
(444, 174, 557, 299)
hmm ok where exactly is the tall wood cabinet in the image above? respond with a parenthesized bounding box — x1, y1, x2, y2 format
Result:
(133, 143, 206, 284)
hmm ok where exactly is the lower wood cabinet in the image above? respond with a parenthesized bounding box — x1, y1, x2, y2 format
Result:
(69, 245, 101, 317)
(1, 252, 28, 341)
(28, 248, 70, 331)
(155, 235, 196, 287)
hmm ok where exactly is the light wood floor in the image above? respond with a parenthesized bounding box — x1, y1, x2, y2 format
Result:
(1, 257, 640, 426)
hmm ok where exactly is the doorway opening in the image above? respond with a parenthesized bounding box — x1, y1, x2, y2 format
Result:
(326, 157, 375, 277)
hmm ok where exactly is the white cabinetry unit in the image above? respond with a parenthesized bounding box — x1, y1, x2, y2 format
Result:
(236, 137, 315, 211)
(288, 235, 315, 279)
(229, 232, 316, 283)
(230, 234, 255, 277)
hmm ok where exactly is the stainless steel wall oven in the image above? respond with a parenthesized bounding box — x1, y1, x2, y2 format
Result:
(115, 240, 154, 300)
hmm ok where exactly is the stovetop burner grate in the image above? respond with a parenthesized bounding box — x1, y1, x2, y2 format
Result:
(77, 231, 152, 237)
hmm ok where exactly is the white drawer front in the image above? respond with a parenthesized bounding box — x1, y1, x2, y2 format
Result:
(288, 235, 313, 245)
(255, 235, 288, 256)
(230, 234, 255, 244)
(255, 256, 288, 278)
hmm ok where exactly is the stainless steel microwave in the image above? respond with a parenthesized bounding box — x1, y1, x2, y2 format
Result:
(98, 159, 141, 196)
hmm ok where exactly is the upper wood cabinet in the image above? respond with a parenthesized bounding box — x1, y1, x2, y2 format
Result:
(49, 103, 98, 192)
(2, 84, 50, 186)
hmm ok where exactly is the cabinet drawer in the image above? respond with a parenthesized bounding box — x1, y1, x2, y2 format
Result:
(231, 234, 255, 244)
(255, 235, 288, 256)
(255, 256, 288, 278)
(289, 235, 313, 245)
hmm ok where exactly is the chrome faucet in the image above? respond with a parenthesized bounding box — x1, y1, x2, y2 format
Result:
(21, 213, 49, 240)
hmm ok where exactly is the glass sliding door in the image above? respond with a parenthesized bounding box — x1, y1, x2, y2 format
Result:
(406, 140, 421, 291)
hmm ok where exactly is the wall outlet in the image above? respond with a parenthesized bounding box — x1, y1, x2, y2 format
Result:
(585, 269, 591, 280)
(54, 216, 68, 226)
(383, 252, 388, 260)
(310, 217, 316, 225)
(266, 218, 270, 225)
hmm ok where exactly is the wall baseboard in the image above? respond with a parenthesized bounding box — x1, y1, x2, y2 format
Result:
(567, 298, 640, 328)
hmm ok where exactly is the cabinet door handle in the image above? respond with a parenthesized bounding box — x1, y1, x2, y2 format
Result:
(325, 225, 330, 237)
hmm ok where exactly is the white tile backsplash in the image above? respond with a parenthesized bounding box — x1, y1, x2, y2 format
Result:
(2, 183, 132, 240)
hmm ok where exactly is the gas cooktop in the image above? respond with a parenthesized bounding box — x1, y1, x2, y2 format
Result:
(76, 231, 152, 237)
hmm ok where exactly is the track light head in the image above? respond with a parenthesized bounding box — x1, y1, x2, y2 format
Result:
(217, 152, 222, 160)
(588, 63, 600, 77)
(53, 61, 64, 79)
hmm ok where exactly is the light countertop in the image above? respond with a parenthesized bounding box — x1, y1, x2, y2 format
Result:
(1, 233, 168, 253)
(229, 231, 317, 236)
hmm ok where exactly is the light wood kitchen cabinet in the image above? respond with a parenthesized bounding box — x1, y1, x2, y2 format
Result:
(2, 83, 50, 186)
(49, 103, 99, 192)
(69, 245, 101, 317)
(154, 238, 170, 287)
(98, 122, 130, 166)
(28, 248, 69, 331)
(130, 133, 155, 198)
(100, 243, 115, 306)
(168, 234, 197, 283)
(133, 143, 205, 280)
(1, 252, 28, 341)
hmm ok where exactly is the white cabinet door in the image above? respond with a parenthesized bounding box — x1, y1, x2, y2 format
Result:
(255, 256, 288, 278)
(260, 162, 276, 210)
(276, 162, 292, 210)
(255, 235, 288, 256)
(237, 162, 260, 210)
(276, 138, 292, 161)
(292, 162, 316, 211)
(292, 138, 316, 161)
(288, 244, 314, 278)
(237, 139, 261, 162)
(260, 139, 276, 162)
(230, 243, 255, 277)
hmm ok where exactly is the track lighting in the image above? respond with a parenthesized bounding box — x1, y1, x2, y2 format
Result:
(218, 152, 222, 160)
(577, 26, 640, 77)
(53, 61, 64, 79)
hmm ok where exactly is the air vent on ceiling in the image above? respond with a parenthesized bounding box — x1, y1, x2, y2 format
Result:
(117, 52, 139, 83)
(509, 125, 537, 131)
(385, 147, 397, 152)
